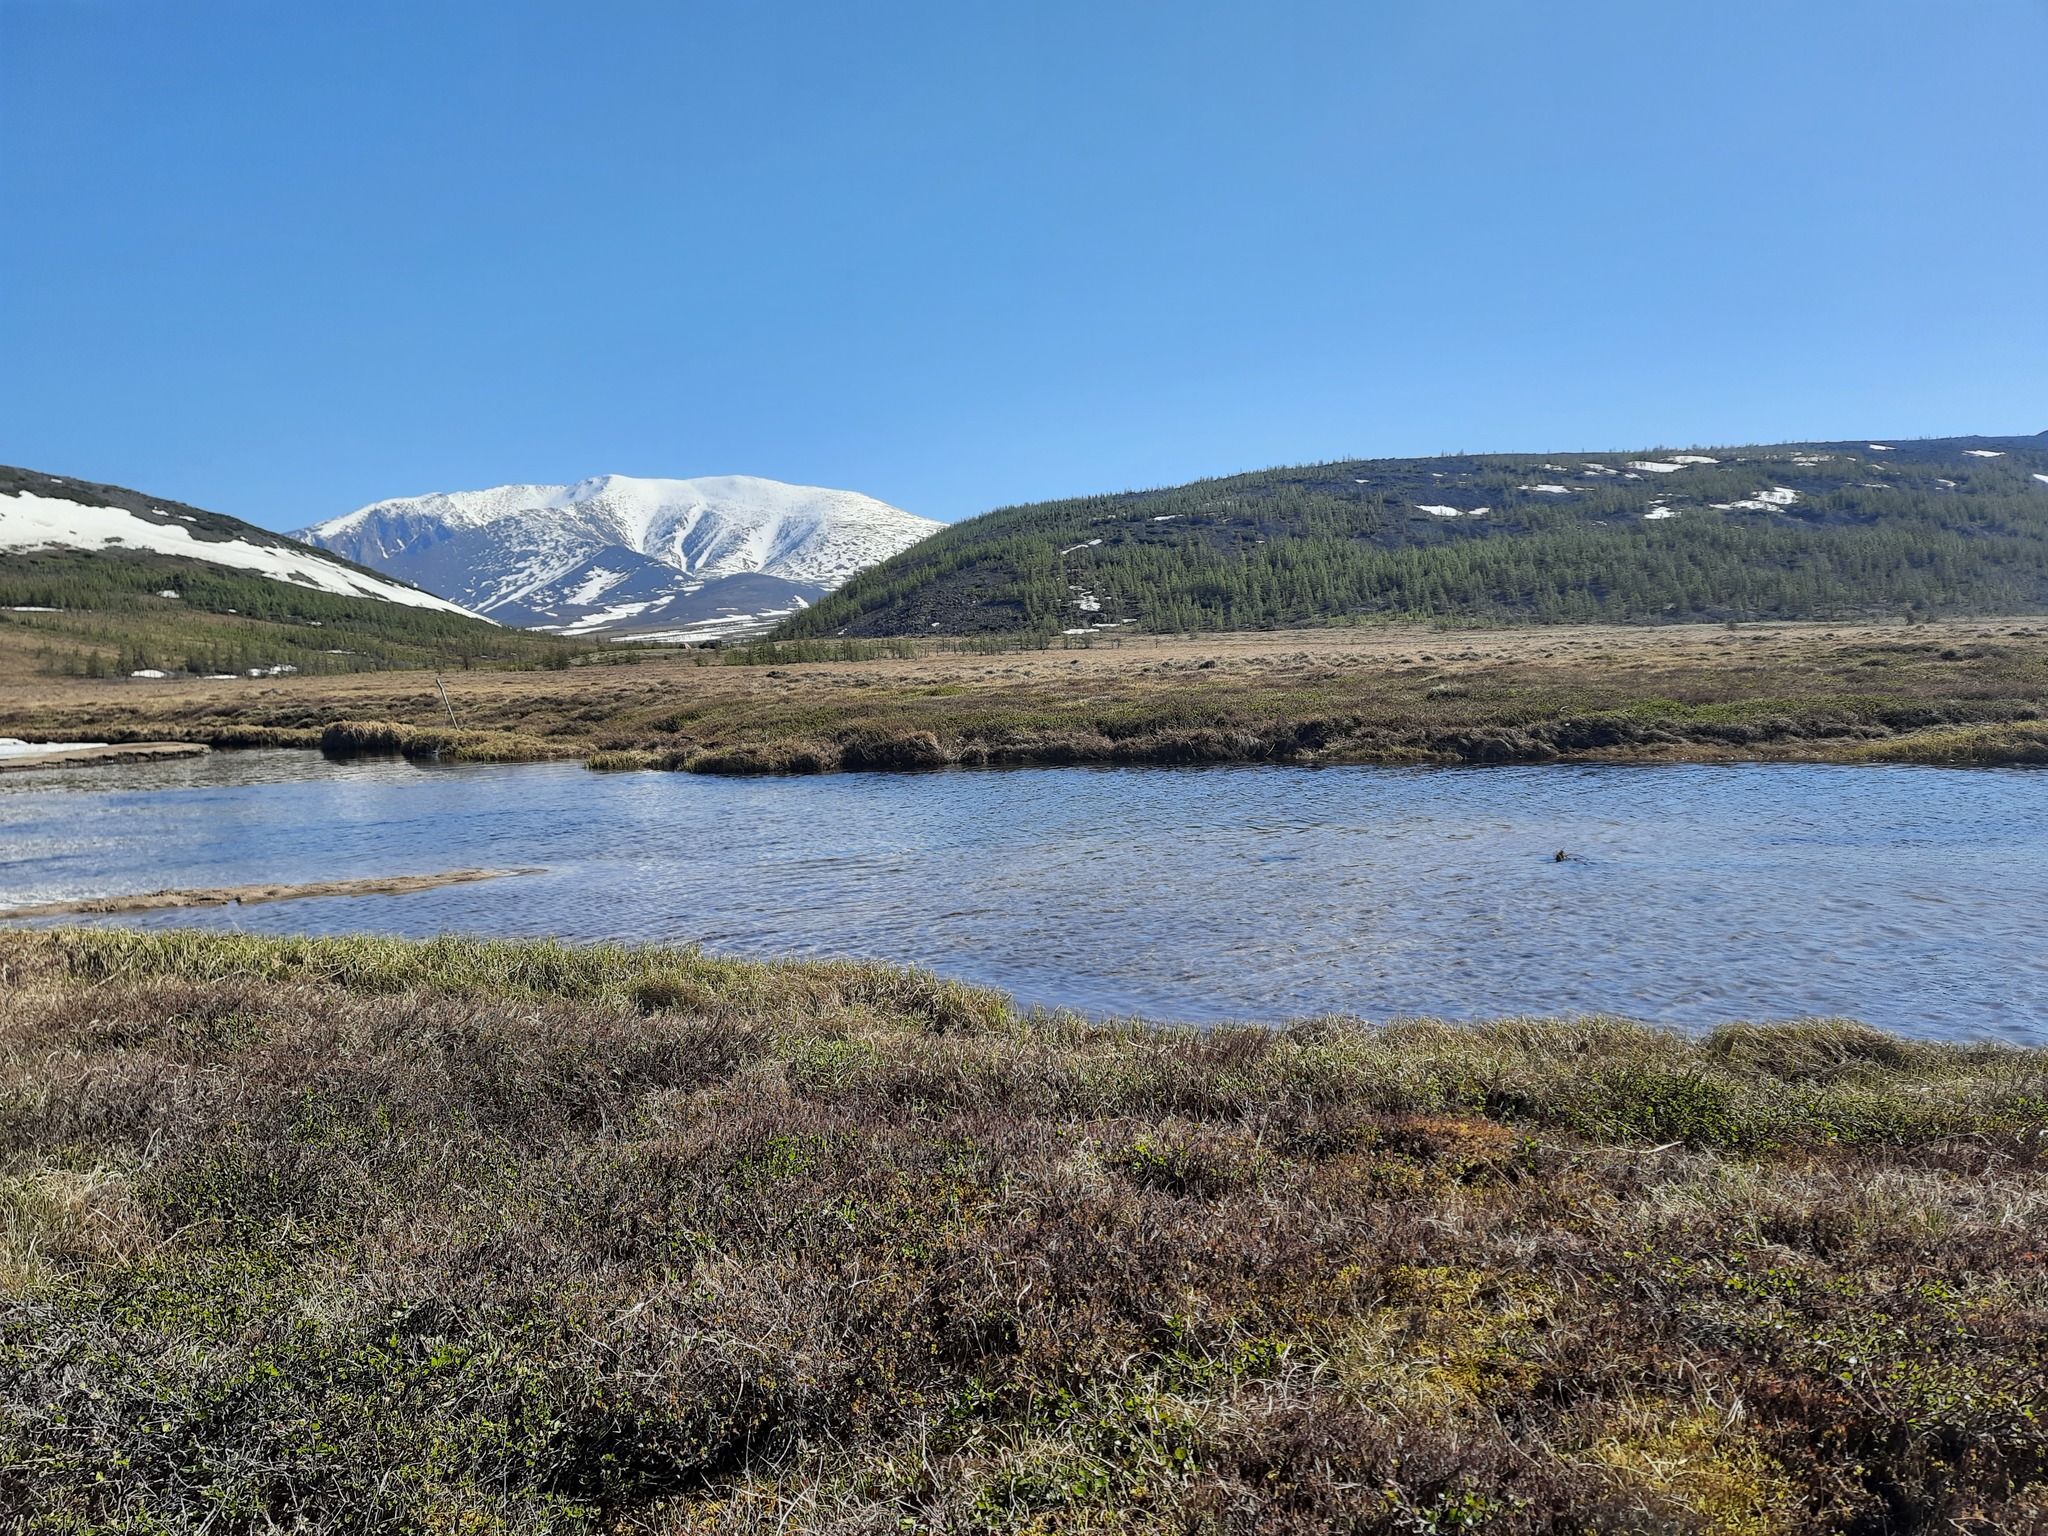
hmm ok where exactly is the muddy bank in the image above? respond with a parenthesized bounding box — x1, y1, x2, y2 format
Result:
(586, 708, 2048, 775)
(0, 868, 541, 920)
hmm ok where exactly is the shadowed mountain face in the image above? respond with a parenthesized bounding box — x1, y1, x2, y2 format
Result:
(494, 567, 829, 639)
(298, 474, 940, 638)
(777, 432, 2048, 637)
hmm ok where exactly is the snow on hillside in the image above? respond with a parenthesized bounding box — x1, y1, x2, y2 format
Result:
(0, 488, 481, 617)
(298, 474, 941, 636)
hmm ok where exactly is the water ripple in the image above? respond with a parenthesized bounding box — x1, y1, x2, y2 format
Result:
(2, 752, 2042, 1039)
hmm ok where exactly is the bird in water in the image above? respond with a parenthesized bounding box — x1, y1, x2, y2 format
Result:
(1554, 849, 1569, 862)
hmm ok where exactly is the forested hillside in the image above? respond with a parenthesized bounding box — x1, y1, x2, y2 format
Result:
(0, 550, 578, 677)
(0, 463, 582, 677)
(778, 434, 2048, 636)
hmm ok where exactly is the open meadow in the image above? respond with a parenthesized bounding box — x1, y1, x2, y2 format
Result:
(7, 618, 2048, 774)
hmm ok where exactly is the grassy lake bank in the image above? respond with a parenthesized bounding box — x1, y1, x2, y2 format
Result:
(4, 928, 2047, 1531)
(5, 619, 2048, 776)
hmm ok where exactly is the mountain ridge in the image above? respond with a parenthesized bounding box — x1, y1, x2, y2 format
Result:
(777, 433, 2048, 637)
(0, 466, 585, 677)
(298, 473, 942, 637)
(0, 466, 479, 617)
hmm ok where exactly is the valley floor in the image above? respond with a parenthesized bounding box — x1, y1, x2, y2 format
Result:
(5, 618, 2048, 773)
(3, 928, 2045, 1532)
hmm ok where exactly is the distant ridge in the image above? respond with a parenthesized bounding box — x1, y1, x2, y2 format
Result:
(0, 465, 575, 676)
(0, 466, 477, 616)
(778, 433, 2048, 637)
(299, 474, 942, 639)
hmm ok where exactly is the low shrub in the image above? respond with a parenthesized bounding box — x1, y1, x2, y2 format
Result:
(2, 930, 2045, 1532)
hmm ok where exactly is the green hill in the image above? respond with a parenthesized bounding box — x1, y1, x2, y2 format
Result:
(778, 433, 2048, 638)
(0, 467, 581, 676)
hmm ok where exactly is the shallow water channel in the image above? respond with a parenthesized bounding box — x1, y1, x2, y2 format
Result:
(1, 750, 2042, 1040)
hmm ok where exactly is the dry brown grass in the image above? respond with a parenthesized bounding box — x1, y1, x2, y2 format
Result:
(4, 928, 2047, 1532)
(5, 617, 2048, 774)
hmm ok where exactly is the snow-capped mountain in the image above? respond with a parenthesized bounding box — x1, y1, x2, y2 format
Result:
(0, 467, 480, 617)
(297, 474, 942, 637)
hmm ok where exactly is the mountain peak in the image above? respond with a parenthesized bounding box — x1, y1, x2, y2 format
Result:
(298, 474, 941, 637)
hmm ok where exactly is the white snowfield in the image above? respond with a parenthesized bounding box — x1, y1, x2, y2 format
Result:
(1712, 487, 1802, 512)
(1964, 450, 2005, 458)
(0, 737, 108, 760)
(1416, 505, 1487, 517)
(2034, 474, 2048, 487)
(0, 491, 480, 616)
(302, 474, 941, 622)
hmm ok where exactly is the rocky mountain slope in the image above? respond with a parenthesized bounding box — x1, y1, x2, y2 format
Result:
(299, 474, 941, 638)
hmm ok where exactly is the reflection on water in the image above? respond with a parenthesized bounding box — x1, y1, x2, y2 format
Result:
(2, 750, 2041, 1039)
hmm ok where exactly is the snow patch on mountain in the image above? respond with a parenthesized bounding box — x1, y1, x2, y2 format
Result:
(0, 489, 480, 616)
(298, 474, 940, 636)
(1712, 487, 1802, 512)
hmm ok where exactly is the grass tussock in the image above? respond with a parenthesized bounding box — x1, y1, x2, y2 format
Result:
(319, 719, 569, 764)
(3, 929, 2048, 1532)
(1852, 720, 2048, 766)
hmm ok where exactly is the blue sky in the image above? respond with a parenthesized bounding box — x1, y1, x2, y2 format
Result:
(3, 1, 2044, 530)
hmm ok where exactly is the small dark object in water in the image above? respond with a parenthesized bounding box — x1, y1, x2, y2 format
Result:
(1554, 849, 1568, 862)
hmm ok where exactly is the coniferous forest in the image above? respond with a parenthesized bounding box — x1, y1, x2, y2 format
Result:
(0, 466, 578, 676)
(779, 434, 2048, 638)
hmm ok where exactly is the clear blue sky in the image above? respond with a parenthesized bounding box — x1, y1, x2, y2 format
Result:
(3, 1, 2044, 530)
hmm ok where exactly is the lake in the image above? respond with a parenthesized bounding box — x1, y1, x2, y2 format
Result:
(1, 750, 2041, 1040)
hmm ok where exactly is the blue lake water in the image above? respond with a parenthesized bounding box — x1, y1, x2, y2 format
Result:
(1, 750, 2042, 1040)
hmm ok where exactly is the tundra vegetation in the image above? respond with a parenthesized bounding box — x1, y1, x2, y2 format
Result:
(8, 620, 2048, 771)
(3, 928, 2047, 1533)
